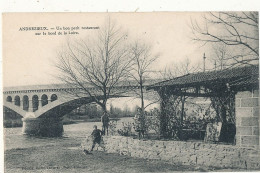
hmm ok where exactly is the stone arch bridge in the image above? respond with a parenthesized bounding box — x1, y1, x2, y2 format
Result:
(3, 82, 159, 137)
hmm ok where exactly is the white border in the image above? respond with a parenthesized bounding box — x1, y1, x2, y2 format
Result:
(0, 1, 259, 173)
(1, 0, 260, 12)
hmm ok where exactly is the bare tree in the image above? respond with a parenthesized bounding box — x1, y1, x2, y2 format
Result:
(56, 19, 132, 113)
(128, 41, 159, 113)
(160, 58, 200, 80)
(191, 12, 259, 66)
(212, 43, 228, 70)
(210, 43, 232, 70)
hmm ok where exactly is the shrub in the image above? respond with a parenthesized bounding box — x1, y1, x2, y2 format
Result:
(145, 108, 161, 138)
(117, 122, 133, 136)
(108, 120, 118, 136)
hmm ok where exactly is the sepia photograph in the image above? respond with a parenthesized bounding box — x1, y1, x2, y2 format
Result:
(2, 12, 259, 172)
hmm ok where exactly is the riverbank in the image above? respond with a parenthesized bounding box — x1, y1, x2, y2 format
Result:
(4, 140, 195, 173)
(63, 117, 121, 125)
(5, 137, 247, 173)
(4, 120, 248, 172)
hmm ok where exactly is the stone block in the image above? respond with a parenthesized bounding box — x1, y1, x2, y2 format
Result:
(236, 91, 252, 98)
(189, 155, 197, 165)
(253, 89, 259, 98)
(236, 107, 253, 117)
(241, 117, 259, 126)
(241, 136, 259, 146)
(160, 155, 173, 161)
(164, 142, 174, 148)
(247, 162, 260, 170)
(241, 98, 259, 107)
(236, 117, 241, 126)
(236, 98, 241, 107)
(231, 160, 247, 169)
(104, 135, 260, 169)
(253, 127, 259, 136)
(253, 107, 259, 117)
(236, 126, 253, 135)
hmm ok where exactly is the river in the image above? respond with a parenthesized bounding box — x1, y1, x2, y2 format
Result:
(4, 118, 133, 150)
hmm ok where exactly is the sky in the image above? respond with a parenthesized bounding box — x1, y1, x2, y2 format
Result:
(2, 12, 210, 87)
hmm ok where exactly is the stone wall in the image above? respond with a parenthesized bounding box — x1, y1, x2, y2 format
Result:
(235, 89, 259, 148)
(102, 136, 260, 170)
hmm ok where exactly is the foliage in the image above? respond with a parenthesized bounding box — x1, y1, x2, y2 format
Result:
(109, 104, 136, 118)
(210, 91, 236, 124)
(145, 108, 161, 138)
(108, 120, 118, 136)
(65, 103, 103, 120)
(160, 95, 218, 140)
(163, 95, 184, 139)
(117, 122, 134, 136)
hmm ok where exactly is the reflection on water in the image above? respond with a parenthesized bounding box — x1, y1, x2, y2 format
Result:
(4, 118, 133, 150)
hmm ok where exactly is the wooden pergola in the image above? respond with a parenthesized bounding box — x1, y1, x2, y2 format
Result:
(148, 65, 259, 140)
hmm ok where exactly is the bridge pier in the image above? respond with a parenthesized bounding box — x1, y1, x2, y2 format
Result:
(22, 117, 63, 137)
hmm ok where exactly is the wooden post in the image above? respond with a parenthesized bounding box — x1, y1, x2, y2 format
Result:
(158, 87, 170, 139)
(180, 95, 185, 139)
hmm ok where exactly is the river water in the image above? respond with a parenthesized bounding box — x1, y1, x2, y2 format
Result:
(4, 121, 98, 150)
(4, 118, 133, 150)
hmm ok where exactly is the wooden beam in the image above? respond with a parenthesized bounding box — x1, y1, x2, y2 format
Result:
(171, 92, 215, 97)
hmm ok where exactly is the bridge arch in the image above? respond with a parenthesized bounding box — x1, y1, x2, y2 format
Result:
(33, 95, 125, 118)
(51, 94, 58, 102)
(6, 96, 12, 102)
(23, 95, 29, 111)
(14, 95, 20, 106)
(32, 95, 39, 112)
(34, 96, 96, 118)
(41, 94, 48, 106)
(3, 102, 27, 117)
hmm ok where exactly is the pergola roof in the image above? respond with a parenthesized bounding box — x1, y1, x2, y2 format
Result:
(148, 65, 259, 91)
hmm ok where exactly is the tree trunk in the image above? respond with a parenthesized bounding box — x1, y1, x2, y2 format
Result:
(100, 102, 107, 114)
(140, 75, 145, 113)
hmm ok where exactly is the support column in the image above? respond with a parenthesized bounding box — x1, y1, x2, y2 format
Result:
(235, 89, 259, 148)
(22, 117, 64, 137)
(158, 88, 171, 139)
(28, 99, 34, 112)
(11, 100, 16, 106)
(38, 99, 42, 108)
(20, 100, 23, 108)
